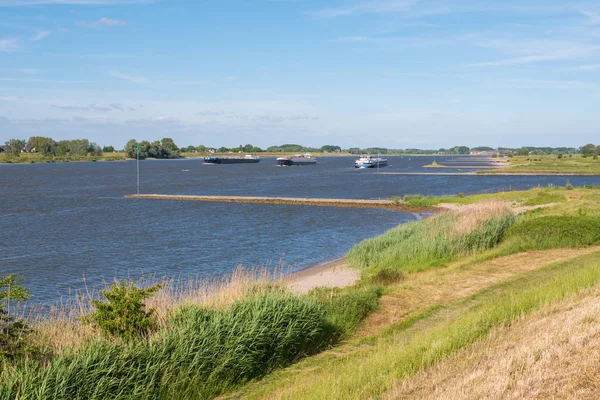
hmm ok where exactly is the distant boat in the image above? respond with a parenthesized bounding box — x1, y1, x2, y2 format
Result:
(276, 153, 317, 166)
(204, 154, 260, 164)
(354, 155, 388, 169)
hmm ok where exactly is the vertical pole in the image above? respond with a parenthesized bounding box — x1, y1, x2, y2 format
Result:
(136, 147, 140, 195)
(377, 150, 379, 174)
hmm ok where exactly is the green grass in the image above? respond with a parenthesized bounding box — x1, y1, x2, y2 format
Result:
(237, 250, 600, 400)
(0, 287, 380, 400)
(502, 215, 600, 251)
(347, 210, 515, 276)
(485, 155, 600, 175)
(521, 191, 566, 206)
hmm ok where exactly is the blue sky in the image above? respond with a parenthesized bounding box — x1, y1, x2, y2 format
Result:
(1, 0, 599, 149)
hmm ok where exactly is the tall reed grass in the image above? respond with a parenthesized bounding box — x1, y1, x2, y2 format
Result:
(347, 202, 515, 275)
(1, 268, 380, 399)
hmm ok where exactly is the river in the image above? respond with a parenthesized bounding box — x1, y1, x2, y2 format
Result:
(2, 155, 599, 304)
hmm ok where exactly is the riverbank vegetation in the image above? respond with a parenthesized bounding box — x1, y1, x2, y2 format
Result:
(483, 153, 600, 175)
(2, 186, 600, 399)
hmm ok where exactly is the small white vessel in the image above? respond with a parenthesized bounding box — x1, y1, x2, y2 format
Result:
(354, 155, 388, 169)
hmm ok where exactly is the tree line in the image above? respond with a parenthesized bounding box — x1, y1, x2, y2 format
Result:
(124, 138, 180, 159)
(2, 137, 103, 158)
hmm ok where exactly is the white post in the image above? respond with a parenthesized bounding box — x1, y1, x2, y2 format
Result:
(136, 147, 140, 195)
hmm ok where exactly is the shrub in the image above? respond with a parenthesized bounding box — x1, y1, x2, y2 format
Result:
(0, 275, 32, 361)
(458, 192, 465, 198)
(566, 181, 574, 190)
(85, 281, 162, 341)
(557, 153, 563, 159)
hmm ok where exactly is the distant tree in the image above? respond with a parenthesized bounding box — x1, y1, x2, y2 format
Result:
(27, 136, 56, 156)
(88, 142, 103, 157)
(450, 146, 470, 154)
(515, 148, 529, 156)
(348, 147, 361, 155)
(67, 139, 89, 157)
(5, 139, 25, 157)
(55, 141, 70, 156)
(160, 138, 180, 158)
(242, 144, 255, 153)
(471, 146, 494, 151)
(266, 146, 281, 152)
(124, 139, 138, 158)
(320, 145, 341, 153)
(102, 145, 115, 153)
(196, 145, 206, 153)
(557, 153, 564, 159)
(183, 145, 196, 153)
(597, 146, 600, 155)
(581, 143, 596, 156)
(147, 141, 161, 158)
(218, 146, 229, 153)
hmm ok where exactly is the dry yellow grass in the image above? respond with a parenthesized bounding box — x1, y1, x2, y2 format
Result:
(388, 288, 600, 399)
(452, 201, 512, 233)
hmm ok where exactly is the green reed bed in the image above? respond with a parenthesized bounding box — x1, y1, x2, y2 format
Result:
(347, 204, 515, 276)
(0, 285, 380, 400)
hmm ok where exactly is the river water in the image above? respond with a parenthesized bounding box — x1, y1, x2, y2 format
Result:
(2, 156, 600, 304)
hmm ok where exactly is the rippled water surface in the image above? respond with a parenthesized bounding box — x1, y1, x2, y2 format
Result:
(2, 156, 600, 304)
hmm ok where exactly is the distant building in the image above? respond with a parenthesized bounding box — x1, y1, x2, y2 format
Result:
(470, 150, 499, 156)
(22, 145, 36, 153)
(0, 145, 5, 153)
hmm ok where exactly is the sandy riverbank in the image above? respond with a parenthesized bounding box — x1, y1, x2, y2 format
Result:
(286, 258, 360, 294)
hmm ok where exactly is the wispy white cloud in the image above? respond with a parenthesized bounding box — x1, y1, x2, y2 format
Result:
(0, 38, 19, 51)
(313, 0, 419, 18)
(574, 64, 600, 71)
(51, 102, 135, 112)
(0, 0, 155, 6)
(32, 30, 51, 40)
(78, 17, 127, 28)
(109, 70, 146, 83)
(18, 68, 40, 73)
(469, 38, 599, 67)
(508, 78, 596, 90)
(579, 9, 600, 25)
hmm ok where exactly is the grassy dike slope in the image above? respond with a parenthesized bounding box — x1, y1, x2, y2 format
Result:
(227, 186, 600, 399)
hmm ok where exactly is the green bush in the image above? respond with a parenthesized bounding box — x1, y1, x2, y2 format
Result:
(503, 216, 600, 250)
(85, 281, 162, 341)
(0, 275, 32, 361)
